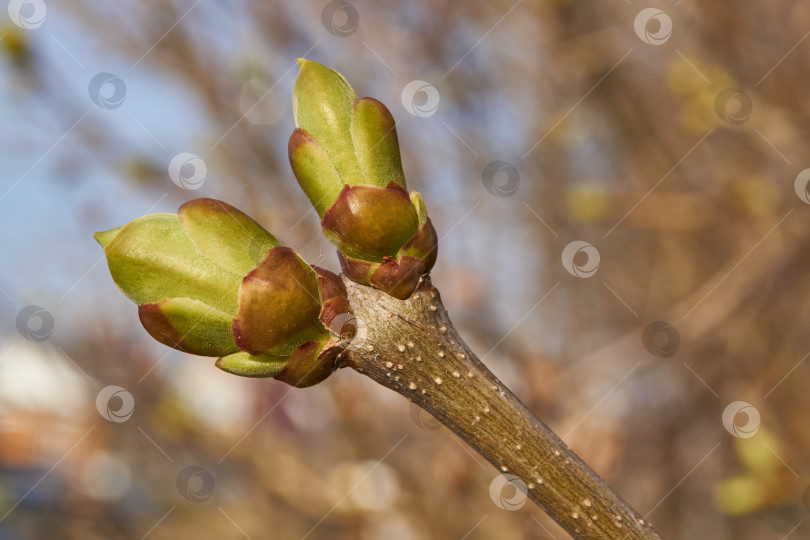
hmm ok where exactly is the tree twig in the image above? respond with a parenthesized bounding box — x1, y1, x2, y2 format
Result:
(340, 276, 662, 540)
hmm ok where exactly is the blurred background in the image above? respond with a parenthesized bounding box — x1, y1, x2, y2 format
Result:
(1, 0, 808, 538)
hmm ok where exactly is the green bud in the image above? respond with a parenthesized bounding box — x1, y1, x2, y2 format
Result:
(178, 198, 280, 276)
(290, 60, 406, 206)
(215, 351, 287, 378)
(288, 128, 344, 216)
(350, 97, 406, 189)
(95, 198, 352, 387)
(216, 343, 339, 388)
(138, 297, 238, 357)
(95, 212, 242, 314)
(289, 60, 438, 299)
(292, 59, 362, 190)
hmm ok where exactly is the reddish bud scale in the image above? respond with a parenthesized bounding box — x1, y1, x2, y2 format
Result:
(321, 183, 438, 299)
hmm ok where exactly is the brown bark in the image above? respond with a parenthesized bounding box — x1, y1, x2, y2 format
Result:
(339, 276, 662, 540)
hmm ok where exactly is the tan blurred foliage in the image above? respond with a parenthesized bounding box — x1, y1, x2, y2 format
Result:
(2, 1, 810, 539)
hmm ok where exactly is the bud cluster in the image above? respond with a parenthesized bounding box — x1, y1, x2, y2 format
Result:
(97, 60, 441, 386)
(289, 60, 437, 299)
(95, 199, 352, 387)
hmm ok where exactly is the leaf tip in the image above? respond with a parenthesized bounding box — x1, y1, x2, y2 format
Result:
(93, 227, 121, 249)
